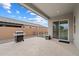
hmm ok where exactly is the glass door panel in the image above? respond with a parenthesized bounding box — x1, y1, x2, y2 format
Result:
(53, 21, 59, 39)
(59, 20, 68, 40)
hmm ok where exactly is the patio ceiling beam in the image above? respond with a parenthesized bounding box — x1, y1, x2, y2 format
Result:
(20, 3, 50, 20)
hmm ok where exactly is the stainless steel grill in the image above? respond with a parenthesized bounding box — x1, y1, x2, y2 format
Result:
(14, 31, 24, 42)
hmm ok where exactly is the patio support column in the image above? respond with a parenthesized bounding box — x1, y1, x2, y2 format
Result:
(48, 19, 53, 38)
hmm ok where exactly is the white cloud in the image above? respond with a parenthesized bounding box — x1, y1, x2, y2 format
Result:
(7, 10, 11, 13)
(23, 17, 26, 18)
(16, 10, 20, 14)
(30, 12, 36, 16)
(27, 10, 36, 16)
(27, 10, 32, 13)
(0, 3, 12, 14)
(34, 16, 45, 23)
(1, 3, 11, 10)
(28, 18, 35, 21)
(27, 15, 48, 27)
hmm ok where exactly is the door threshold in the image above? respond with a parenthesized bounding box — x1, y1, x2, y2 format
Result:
(59, 40, 70, 44)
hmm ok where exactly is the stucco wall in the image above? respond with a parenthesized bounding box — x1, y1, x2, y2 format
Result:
(48, 13, 73, 42)
(0, 27, 18, 40)
(73, 4, 79, 49)
(0, 25, 48, 41)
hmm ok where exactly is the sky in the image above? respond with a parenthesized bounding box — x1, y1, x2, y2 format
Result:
(0, 3, 48, 27)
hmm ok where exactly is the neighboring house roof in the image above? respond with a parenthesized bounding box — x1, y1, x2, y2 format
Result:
(0, 16, 47, 28)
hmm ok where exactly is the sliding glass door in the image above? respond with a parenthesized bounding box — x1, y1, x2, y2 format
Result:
(53, 20, 69, 41)
(53, 21, 59, 39)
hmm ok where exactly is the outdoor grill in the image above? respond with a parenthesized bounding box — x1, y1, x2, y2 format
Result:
(14, 31, 24, 42)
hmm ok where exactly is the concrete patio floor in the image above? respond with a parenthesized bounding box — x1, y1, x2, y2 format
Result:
(0, 37, 79, 56)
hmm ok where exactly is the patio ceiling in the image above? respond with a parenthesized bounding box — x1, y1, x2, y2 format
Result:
(21, 3, 76, 19)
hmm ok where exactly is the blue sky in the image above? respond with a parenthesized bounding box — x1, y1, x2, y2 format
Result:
(0, 3, 48, 27)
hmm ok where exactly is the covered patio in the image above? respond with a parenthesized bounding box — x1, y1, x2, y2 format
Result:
(21, 3, 79, 49)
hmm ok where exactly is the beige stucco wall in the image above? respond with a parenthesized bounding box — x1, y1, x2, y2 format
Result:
(0, 25, 48, 41)
(0, 27, 18, 40)
(73, 4, 79, 49)
(48, 13, 73, 42)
